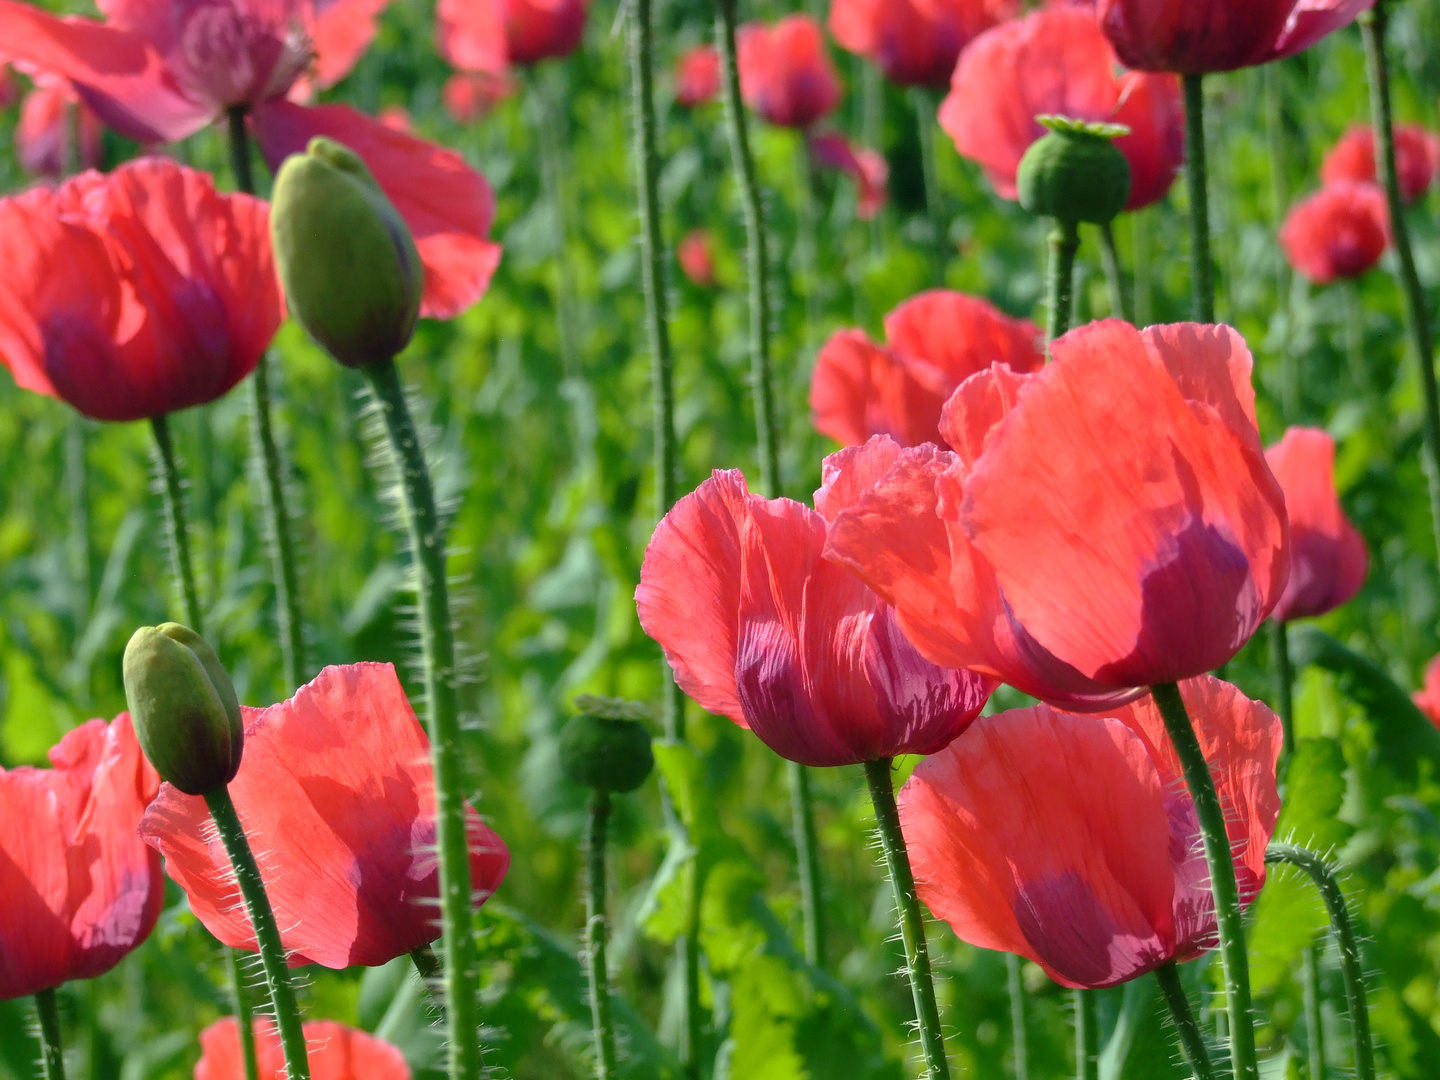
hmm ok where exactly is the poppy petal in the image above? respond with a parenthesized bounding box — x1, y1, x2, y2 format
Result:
(196, 1017, 411, 1080)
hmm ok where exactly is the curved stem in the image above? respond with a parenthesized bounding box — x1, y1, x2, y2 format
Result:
(204, 786, 310, 1080)
(1149, 683, 1257, 1080)
(1098, 222, 1131, 323)
(34, 988, 66, 1080)
(788, 759, 825, 969)
(586, 793, 619, 1078)
(1006, 954, 1028, 1080)
(229, 949, 260, 1080)
(1265, 844, 1375, 1080)
(1360, 2, 1440, 567)
(1182, 75, 1215, 323)
(150, 414, 203, 632)
(1271, 620, 1295, 760)
(1046, 220, 1081, 352)
(361, 359, 481, 1080)
(910, 88, 948, 280)
(1073, 989, 1097, 1080)
(1154, 961, 1216, 1080)
(1302, 945, 1326, 1080)
(864, 758, 950, 1080)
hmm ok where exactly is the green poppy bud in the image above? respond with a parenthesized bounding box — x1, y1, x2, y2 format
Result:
(559, 699, 655, 794)
(1017, 116, 1132, 226)
(269, 136, 423, 368)
(122, 623, 244, 795)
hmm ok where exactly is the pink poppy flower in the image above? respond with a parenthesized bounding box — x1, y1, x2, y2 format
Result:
(737, 15, 842, 130)
(675, 44, 720, 107)
(1279, 181, 1389, 285)
(678, 228, 716, 286)
(808, 132, 889, 220)
(196, 1017, 410, 1080)
(16, 83, 104, 177)
(436, 0, 588, 78)
(828, 0, 1017, 89)
(1321, 124, 1440, 205)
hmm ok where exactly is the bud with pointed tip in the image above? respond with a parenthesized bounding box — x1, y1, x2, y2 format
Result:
(1017, 116, 1132, 226)
(123, 624, 243, 795)
(269, 137, 423, 368)
(559, 700, 654, 794)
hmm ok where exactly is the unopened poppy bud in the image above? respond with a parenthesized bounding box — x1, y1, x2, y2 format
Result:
(559, 698, 655, 794)
(123, 623, 243, 795)
(269, 136, 423, 368)
(1017, 116, 1132, 226)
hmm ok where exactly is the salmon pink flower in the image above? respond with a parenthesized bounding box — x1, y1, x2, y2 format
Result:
(443, 71, 513, 123)
(825, 320, 1290, 702)
(675, 44, 721, 107)
(196, 1017, 410, 1080)
(1279, 182, 1389, 285)
(16, 83, 104, 177)
(1322, 124, 1439, 205)
(737, 16, 841, 130)
(678, 228, 716, 287)
(635, 469, 993, 767)
(138, 663, 511, 969)
(0, 158, 279, 422)
(810, 290, 1042, 449)
(828, 0, 1016, 89)
(1265, 428, 1367, 623)
(1097, 0, 1374, 75)
(0, 715, 163, 1000)
(436, 0, 589, 77)
(807, 132, 889, 220)
(900, 676, 1282, 988)
(941, 7, 1183, 211)
(1413, 656, 1440, 728)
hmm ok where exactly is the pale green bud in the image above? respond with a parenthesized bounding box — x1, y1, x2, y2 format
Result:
(1017, 116, 1132, 226)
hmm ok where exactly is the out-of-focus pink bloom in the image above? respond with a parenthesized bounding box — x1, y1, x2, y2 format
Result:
(737, 16, 841, 130)
(675, 44, 720, 107)
(678, 229, 716, 287)
(377, 105, 411, 133)
(196, 1018, 410, 1080)
(0, 64, 17, 109)
(442, 72, 513, 123)
(1279, 181, 1389, 285)
(16, 83, 104, 177)
(808, 132, 888, 219)
(1321, 124, 1440, 205)
(1414, 656, 1440, 728)
(436, 0, 588, 78)
(829, 0, 1017, 89)
(941, 7, 1183, 211)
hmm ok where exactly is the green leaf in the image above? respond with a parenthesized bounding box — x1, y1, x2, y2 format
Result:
(1277, 738, 1354, 851)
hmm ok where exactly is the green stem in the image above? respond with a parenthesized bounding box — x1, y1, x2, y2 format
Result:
(1132, 207, 1152, 327)
(1271, 620, 1295, 760)
(864, 758, 950, 1080)
(1098, 222, 1131, 323)
(1342, 281, 1374, 410)
(1073, 988, 1097, 1080)
(795, 142, 823, 353)
(410, 944, 443, 984)
(229, 949, 260, 1080)
(204, 786, 310, 1080)
(34, 988, 66, 1080)
(1265, 844, 1375, 1080)
(361, 359, 481, 1080)
(1006, 954, 1028, 1080)
(910, 87, 948, 280)
(150, 414, 203, 632)
(1149, 683, 1257, 1080)
(1182, 74, 1215, 323)
(1302, 945, 1325, 1080)
(533, 72, 580, 381)
(65, 416, 90, 622)
(788, 759, 824, 969)
(586, 792, 620, 1078)
(1045, 220, 1081, 352)
(1154, 961, 1216, 1080)
(226, 105, 254, 194)
(1361, 1, 1440, 568)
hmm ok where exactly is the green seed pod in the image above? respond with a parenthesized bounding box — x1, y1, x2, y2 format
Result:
(1016, 116, 1132, 226)
(269, 136, 423, 368)
(559, 704, 655, 794)
(122, 623, 244, 795)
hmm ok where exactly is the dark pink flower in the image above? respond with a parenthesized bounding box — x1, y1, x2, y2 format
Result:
(675, 44, 720, 107)
(1279, 181, 1389, 285)
(829, 0, 1017, 89)
(808, 132, 889, 219)
(737, 16, 841, 130)
(1321, 124, 1440, 205)
(16, 83, 104, 177)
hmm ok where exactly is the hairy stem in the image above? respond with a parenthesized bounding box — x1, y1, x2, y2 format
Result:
(150, 414, 203, 632)
(789, 759, 825, 969)
(1154, 961, 1216, 1080)
(1074, 989, 1097, 1080)
(229, 949, 260, 1080)
(1271, 620, 1295, 760)
(1098, 222, 1131, 323)
(204, 786, 310, 1080)
(1046, 220, 1081, 352)
(1150, 683, 1257, 1080)
(1006, 954, 1028, 1080)
(1183, 74, 1215, 322)
(34, 988, 66, 1080)
(1303, 945, 1326, 1080)
(362, 359, 481, 1080)
(586, 793, 620, 1078)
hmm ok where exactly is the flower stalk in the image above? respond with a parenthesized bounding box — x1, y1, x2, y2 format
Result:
(229, 948, 260, 1080)
(1073, 988, 1097, 1080)
(1154, 961, 1216, 1080)
(150, 414, 203, 632)
(1006, 954, 1028, 1080)
(1270, 620, 1295, 759)
(1046, 220, 1081, 350)
(1098, 222, 1131, 322)
(34, 987, 67, 1080)
(1182, 74, 1216, 322)
(585, 792, 620, 1078)
(910, 88, 948, 279)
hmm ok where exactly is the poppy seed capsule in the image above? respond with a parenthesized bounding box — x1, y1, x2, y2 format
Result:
(122, 624, 243, 796)
(1017, 116, 1132, 226)
(269, 137, 422, 368)
(558, 713, 655, 794)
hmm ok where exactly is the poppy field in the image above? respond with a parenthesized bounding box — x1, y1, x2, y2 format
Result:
(4, 0, 1440, 1078)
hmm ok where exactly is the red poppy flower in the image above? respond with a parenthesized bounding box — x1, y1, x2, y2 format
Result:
(1321, 124, 1440, 205)
(828, 0, 1017, 89)
(807, 132, 889, 220)
(1279, 181, 1389, 285)
(1413, 656, 1440, 728)
(0, 0, 501, 320)
(635, 469, 993, 768)
(900, 676, 1282, 988)
(436, 0, 588, 75)
(1264, 427, 1367, 623)
(810, 290, 1042, 449)
(16, 83, 104, 177)
(196, 1018, 410, 1080)
(138, 663, 511, 969)
(825, 320, 1289, 700)
(940, 7, 1183, 212)
(1097, 0, 1373, 75)
(0, 715, 163, 1000)
(443, 71, 513, 123)
(737, 16, 842, 130)
(678, 228, 716, 287)
(0, 158, 279, 422)
(675, 44, 721, 107)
